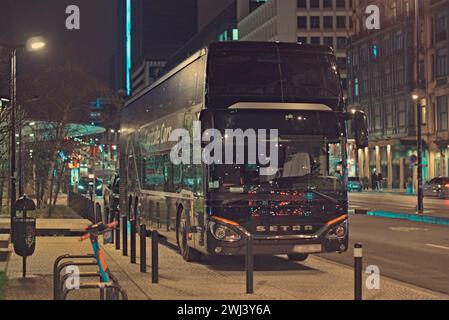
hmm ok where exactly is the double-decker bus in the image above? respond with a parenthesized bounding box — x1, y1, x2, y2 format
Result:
(120, 42, 368, 261)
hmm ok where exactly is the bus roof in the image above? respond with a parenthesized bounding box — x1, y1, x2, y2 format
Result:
(125, 41, 335, 108)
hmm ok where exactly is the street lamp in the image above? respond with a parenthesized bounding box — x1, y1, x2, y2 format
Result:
(0, 37, 46, 229)
(414, 0, 424, 215)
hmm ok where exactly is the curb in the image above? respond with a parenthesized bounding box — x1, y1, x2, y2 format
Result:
(366, 211, 449, 226)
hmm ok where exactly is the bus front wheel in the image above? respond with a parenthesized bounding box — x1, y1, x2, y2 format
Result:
(176, 209, 201, 262)
(287, 253, 309, 262)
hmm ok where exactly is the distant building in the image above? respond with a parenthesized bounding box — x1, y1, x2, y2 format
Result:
(348, 0, 449, 189)
(169, 0, 238, 68)
(117, 0, 198, 96)
(426, 0, 449, 178)
(237, 0, 353, 93)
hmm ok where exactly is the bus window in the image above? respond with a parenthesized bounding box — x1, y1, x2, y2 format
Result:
(142, 155, 166, 191)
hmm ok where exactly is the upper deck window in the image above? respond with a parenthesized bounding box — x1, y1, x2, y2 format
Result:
(208, 49, 341, 102)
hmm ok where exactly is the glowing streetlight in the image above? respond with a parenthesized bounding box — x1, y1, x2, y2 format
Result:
(26, 37, 46, 52)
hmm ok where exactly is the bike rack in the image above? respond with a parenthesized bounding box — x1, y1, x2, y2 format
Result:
(53, 254, 128, 300)
(62, 282, 128, 301)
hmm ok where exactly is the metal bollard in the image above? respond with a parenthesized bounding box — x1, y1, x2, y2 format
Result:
(140, 224, 147, 273)
(246, 234, 254, 294)
(130, 219, 136, 264)
(115, 212, 120, 250)
(122, 215, 128, 257)
(151, 230, 159, 284)
(354, 243, 363, 300)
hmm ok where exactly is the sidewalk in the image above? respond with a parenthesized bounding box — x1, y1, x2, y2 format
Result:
(3, 230, 446, 300)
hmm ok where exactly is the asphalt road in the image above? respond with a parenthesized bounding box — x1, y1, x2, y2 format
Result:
(349, 192, 449, 218)
(321, 214, 449, 295)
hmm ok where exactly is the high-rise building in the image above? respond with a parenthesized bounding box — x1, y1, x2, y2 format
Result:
(347, 0, 449, 190)
(169, 0, 238, 67)
(237, 0, 353, 93)
(117, 0, 198, 96)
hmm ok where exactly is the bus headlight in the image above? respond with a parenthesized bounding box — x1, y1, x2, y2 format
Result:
(209, 221, 241, 242)
(326, 220, 348, 239)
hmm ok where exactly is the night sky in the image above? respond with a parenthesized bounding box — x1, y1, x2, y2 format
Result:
(0, 0, 119, 95)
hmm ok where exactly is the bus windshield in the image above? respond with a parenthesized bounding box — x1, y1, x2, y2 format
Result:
(208, 110, 347, 194)
(208, 50, 341, 100)
(209, 136, 345, 193)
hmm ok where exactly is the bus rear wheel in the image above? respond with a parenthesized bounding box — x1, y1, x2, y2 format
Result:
(287, 253, 309, 262)
(177, 209, 201, 262)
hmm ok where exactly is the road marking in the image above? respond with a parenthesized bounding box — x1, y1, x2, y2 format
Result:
(426, 244, 449, 251)
(390, 227, 428, 232)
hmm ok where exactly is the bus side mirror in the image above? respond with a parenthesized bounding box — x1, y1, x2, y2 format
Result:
(352, 110, 369, 149)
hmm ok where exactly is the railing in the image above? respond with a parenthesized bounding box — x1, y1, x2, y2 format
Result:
(68, 191, 100, 223)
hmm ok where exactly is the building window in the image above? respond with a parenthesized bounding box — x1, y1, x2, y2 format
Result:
(398, 101, 406, 127)
(310, 37, 321, 45)
(323, 0, 332, 8)
(395, 63, 405, 87)
(336, 16, 346, 29)
(395, 31, 404, 51)
(336, 0, 345, 8)
(374, 104, 382, 130)
(324, 36, 334, 48)
(390, 1, 397, 19)
(386, 103, 394, 129)
(354, 77, 359, 97)
(310, 0, 320, 9)
(437, 95, 448, 131)
(324, 16, 333, 29)
(435, 13, 448, 43)
(310, 16, 321, 29)
(297, 0, 307, 8)
(336, 37, 347, 50)
(297, 16, 307, 28)
(435, 48, 448, 78)
(298, 37, 307, 44)
(385, 67, 392, 91)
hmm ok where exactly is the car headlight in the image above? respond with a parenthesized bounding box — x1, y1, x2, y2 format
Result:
(326, 220, 348, 239)
(209, 221, 241, 242)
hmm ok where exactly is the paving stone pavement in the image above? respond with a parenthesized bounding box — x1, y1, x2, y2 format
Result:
(2, 232, 448, 300)
(103, 234, 449, 300)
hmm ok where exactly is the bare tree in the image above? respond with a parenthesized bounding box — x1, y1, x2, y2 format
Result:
(21, 62, 122, 216)
(0, 47, 11, 210)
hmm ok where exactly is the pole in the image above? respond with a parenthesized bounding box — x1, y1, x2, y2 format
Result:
(354, 243, 363, 300)
(151, 230, 159, 284)
(130, 219, 136, 264)
(115, 212, 120, 250)
(246, 234, 254, 294)
(122, 215, 128, 256)
(415, 0, 424, 214)
(10, 48, 17, 233)
(18, 109, 23, 196)
(22, 195, 27, 278)
(140, 224, 146, 273)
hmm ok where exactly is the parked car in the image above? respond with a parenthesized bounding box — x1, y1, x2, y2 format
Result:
(348, 177, 363, 192)
(424, 177, 449, 199)
(104, 173, 120, 219)
(77, 177, 104, 197)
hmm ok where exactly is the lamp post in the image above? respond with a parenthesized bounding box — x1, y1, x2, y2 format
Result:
(1, 37, 46, 231)
(414, 0, 424, 215)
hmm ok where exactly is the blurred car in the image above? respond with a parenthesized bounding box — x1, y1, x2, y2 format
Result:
(424, 177, 449, 199)
(104, 173, 120, 218)
(348, 177, 363, 192)
(77, 177, 104, 197)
